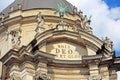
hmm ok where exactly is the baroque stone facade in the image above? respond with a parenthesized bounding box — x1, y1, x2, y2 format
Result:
(0, 0, 120, 80)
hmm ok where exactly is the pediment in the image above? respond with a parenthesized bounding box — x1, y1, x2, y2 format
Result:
(27, 30, 103, 61)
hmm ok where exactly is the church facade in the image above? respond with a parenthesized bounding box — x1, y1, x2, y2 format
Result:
(0, 0, 120, 80)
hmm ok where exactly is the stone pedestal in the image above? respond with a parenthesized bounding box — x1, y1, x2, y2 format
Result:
(56, 24, 69, 31)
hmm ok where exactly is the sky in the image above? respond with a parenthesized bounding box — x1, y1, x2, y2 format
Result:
(66, 0, 120, 57)
(0, 0, 120, 79)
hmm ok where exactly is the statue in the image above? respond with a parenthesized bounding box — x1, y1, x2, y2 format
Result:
(54, 3, 69, 18)
(80, 15, 92, 33)
(73, 6, 78, 14)
(84, 20, 92, 34)
(9, 29, 21, 49)
(78, 10, 84, 21)
(35, 12, 45, 34)
(103, 37, 113, 52)
(0, 13, 5, 25)
(54, 3, 69, 30)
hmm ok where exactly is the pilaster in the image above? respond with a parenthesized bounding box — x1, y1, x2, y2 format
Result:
(9, 63, 22, 80)
(88, 60, 101, 80)
(35, 60, 48, 79)
(21, 61, 35, 80)
(100, 65, 109, 80)
(109, 69, 117, 80)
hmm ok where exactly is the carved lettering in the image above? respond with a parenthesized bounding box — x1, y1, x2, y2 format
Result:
(56, 49, 60, 53)
(54, 44, 81, 59)
(68, 49, 73, 54)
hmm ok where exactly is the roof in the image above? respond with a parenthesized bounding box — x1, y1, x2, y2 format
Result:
(1, 0, 74, 17)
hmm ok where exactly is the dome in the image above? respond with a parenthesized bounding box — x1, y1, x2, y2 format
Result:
(1, 0, 74, 17)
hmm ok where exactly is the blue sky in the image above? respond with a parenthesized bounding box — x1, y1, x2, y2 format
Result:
(104, 0, 120, 56)
(104, 0, 120, 8)
(67, 0, 120, 57)
(0, 0, 120, 57)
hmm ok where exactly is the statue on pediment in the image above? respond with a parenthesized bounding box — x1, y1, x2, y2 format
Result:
(0, 13, 5, 25)
(73, 6, 78, 14)
(103, 37, 113, 52)
(78, 10, 84, 21)
(80, 15, 92, 33)
(35, 12, 45, 34)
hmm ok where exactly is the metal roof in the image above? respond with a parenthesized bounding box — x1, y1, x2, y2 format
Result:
(1, 0, 74, 17)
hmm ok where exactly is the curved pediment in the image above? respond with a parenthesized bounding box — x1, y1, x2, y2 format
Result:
(27, 29, 103, 61)
(40, 41, 87, 60)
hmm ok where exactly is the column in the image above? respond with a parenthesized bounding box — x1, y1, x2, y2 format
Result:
(36, 60, 48, 80)
(21, 61, 35, 80)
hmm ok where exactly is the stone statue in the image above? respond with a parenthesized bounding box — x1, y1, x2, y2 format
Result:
(18, 4, 22, 9)
(0, 13, 5, 25)
(35, 12, 45, 34)
(10, 29, 21, 48)
(0, 13, 4, 21)
(103, 37, 113, 52)
(84, 20, 92, 34)
(73, 6, 78, 14)
(80, 15, 92, 34)
(54, 3, 69, 24)
(78, 10, 84, 21)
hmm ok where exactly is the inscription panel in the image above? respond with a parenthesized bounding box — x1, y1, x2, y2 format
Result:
(40, 42, 87, 60)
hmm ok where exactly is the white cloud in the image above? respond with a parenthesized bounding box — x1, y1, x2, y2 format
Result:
(67, 0, 120, 50)
(67, 0, 120, 79)
(109, 7, 120, 20)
